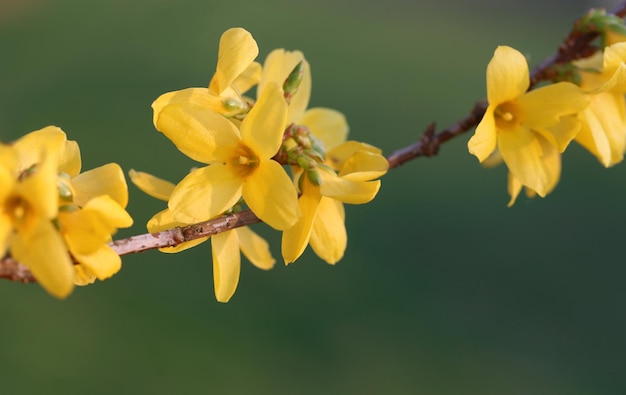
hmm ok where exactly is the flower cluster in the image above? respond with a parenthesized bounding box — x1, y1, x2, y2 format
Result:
(468, 36, 626, 205)
(131, 28, 387, 302)
(0, 127, 133, 298)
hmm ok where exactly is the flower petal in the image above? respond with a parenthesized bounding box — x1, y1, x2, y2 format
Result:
(281, 179, 321, 264)
(12, 126, 66, 171)
(11, 219, 74, 299)
(240, 82, 287, 158)
(338, 151, 388, 181)
(533, 115, 580, 153)
(320, 171, 381, 204)
(516, 82, 589, 129)
(243, 159, 300, 230)
(209, 28, 259, 95)
(468, 106, 498, 162)
(146, 208, 210, 253)
(237, 226, 275, 270)
(232, 61, 262, 94)
(498, 125, 559, 197)
(72, 163, 129, 208)
(327, 141, 382, 171)
(169, 164, 243, 223)
(128, 169, 175, 201)
(507, 172, 523, 207)
(299, 108, 349, 152)
(486, 46, 529, 104)
(211, 230, 241, 303)
(156, 103, 241, 164)
(73, 244, 121, 281)
(310, 197, 346, 264)
(152, 88, 230, 125)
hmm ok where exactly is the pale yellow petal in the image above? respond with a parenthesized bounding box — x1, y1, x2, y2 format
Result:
(209, 28, 258, 94)
(128, 169, 175, 201)
(72, 163, 129, 207)
(156, 103, 241, 164)
(11, 219, 74, 299)
(58, 139, 81, 177)
(74, 264, 96, 286)
(211, 230, 241, 303)
(533, 115, 580, 153)
(232, 61, 262, 94)
(240, 82, 287, 159)
(152, 88, 239, 125)
(169, 164, 243, 224)
(243, 159, 300, 230)
(320, 171, 381, 204)
(281, 179, 321, 264)
(298, 108, 349, 152)
(468, 106, 498, 162)
(310, 197, 346, 264)
(17, 151, 58, 221)
(516, 82, 589, 129)
(236, 226, 275, 270)
(486, 46, 529, 104)
(576, 107, 612, 166)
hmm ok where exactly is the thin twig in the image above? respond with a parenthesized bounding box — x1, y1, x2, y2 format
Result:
(2, 1, 626, 284)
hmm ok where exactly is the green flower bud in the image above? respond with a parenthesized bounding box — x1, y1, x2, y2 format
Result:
(283, 61, 304, 104)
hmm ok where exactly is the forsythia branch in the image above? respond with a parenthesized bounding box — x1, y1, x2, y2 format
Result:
(2, 1, 626, 285)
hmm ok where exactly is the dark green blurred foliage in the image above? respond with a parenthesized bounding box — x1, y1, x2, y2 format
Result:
(1, 0, 625, 393)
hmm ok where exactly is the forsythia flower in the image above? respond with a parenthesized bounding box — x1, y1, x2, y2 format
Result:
(258, 49, 348, 151)
(152, 27, 261, 121)
(282, 142, 388, 264)
(468, 45, 589, 205)
(1, 127, 132, 298)
(574, 42, 626, 167)
(129, 170, 274, 303)
(154, 82, 300, 230)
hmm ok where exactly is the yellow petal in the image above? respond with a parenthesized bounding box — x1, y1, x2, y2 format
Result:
(259, 49, 311, 123)
(72, 244, 121, 281)
(486, 46, 529, 104)
(533, 115, 580, 153)
(156, 103, 241, 164)
(338, 151, 388, 180)
(17, 150, 58, 221)
(146, 208, 209, 253)
(320, 170, 381, 204)
(498, 125, 559, 197)
(516, 82, 589, 129)
(169, 164, 243, 223)
(12, 126, 66, 171)
(299, 108, 349, 152)
(152, 88, 240, 125)
(468, 106, 498, 162)
(281, 179, 321, 264)
(74, 264, 96, 286)
(243, 159, 299, 230)
(310, 197, 346, 264)
(240, 82, 287, 159)
(11, 219, 74, 299)
(236, 226, 275, 270)
(211, 230, 241, 303)
(327, 141, 382, 170)
(128, 169, 175, 201)
(507, 172, 523, 207)
(209, 28, 259, 95)
(72, 163, 129, 207)
(232, 61, 262, 94)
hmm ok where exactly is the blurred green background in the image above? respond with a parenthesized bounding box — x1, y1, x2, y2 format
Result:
(1, 0, 625, 393)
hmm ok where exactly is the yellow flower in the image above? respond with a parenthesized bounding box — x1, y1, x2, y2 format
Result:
(468, 46, 589, 205)
(282, 142, 388, 264)
(258, 49, 348, 151)
(155, 82, 300, 230)
(152, 27, 261, 121)
(1, 126, 132, 297)
(129, 170, 275, 303)
(574, 42, 626, 167)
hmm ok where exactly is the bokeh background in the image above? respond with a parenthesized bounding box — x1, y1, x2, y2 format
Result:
(1, 0, 625, 393)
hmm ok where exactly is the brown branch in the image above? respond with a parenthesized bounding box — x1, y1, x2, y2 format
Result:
(2, 1, 626, 284)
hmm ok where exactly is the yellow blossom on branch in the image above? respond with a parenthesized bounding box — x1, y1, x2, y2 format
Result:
(1, 127, 132, 297)
(154, 82, 300, 230)
(468, 45, 589, 205)
(129, 170, 274, 303)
